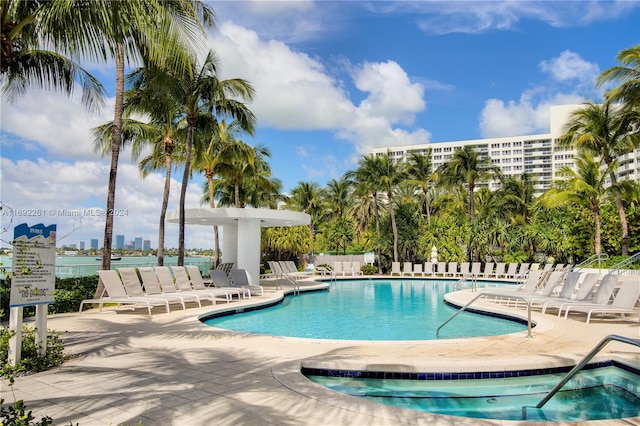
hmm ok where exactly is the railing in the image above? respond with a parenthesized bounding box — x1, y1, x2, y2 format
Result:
(609, 251, 640, 276)
(436, 291, 534, 338)
(574, 253, 609, 273)
(522, 334, 640, 420)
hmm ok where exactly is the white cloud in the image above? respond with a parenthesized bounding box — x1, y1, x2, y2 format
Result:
(0, 157, 211, 250)
(354, 61, 426, 125)
(479, 51, 598, 138)
(413, 1, 640, 35)
(209, 22, 431, 155)
(539, 50, 600, 87)
(0, 90, 115, 160)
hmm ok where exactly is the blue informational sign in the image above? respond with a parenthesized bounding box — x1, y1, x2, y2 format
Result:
(10, 223, 57, 307)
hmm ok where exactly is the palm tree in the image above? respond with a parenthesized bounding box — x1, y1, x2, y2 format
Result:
(0, 0, 105, 110)
(24, 1, 216, 285)
(437, 146, 501, 224)
(541, 152, 612, 255)
(376, 153, 406, 263)
(561, 102, 640, 255)
(175, 50, 255, 265)
(348, 155, 384, 273)
(287, 181, 326, 243)
(497, 173, 538, 258)
(324, 177, 352, 221)
(598, 44, 640, 110)
(404, 149, 436, 223)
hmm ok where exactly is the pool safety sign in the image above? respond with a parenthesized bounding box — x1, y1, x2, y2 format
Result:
(10, 223, 56, 307)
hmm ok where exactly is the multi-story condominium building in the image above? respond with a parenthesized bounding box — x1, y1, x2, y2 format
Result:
(372, 104, 640, 194)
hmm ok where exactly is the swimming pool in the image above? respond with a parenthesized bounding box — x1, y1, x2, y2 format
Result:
(202, 279, 528, 340)
(304, 363, 640, 422)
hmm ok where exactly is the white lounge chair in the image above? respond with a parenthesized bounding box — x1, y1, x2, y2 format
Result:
(188, 265, 244, 300)
(424, 261, 433, 276)
(172, 266, 226, 303)
(470, 262, 482, 278)
(563, 276, 639, 323)
(390, 262, 402, 276)
(349, 261, 363, 276)
(413, 263, 423, 277)
(402, 262, 413, 276)
(138, 266, 201, 308)
(447, 262, 458, 277)
(436, 262, 447, 276)
(80, 270, 169, 315)
(483, 262, 494, 278)
(527, 271, 582, 312)
(155, 266, 212, 306)
(208, 269, 249, 299)
(118, 267, 186, 310)
(504, 263, 519, 279)
(493, 263, 506, 278)
(230, 269, 264, 296)
(541, 273, 600, 315)
(333, 262, 345, 277)
(459, 262, 470, 277)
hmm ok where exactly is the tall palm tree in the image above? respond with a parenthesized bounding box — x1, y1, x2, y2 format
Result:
(194, 119, 245, 264)
(561, 102, 640, 255)
(404, 149, 436, 224)
(26, 1, 216, 285)
(287, 181, 326, 243)
(175, 50, 255, 265)
(376, 153, 406, 263)
(324, 177, 352, 221)
(437, 146, 501, 223)
(541, 152, 613, 255)
(598, 44, 640, 111)
(348, 155, 384, 273)
(1, 0, 105, 109)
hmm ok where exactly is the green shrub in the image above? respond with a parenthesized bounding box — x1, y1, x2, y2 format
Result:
(0, 326, 68, 379)
(360, 264, 377, 275)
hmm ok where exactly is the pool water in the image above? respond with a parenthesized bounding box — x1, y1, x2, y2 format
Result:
(306, 365, 640, 422)
(203, 279, 527, 340)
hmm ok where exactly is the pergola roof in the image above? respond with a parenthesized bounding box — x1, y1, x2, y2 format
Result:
(166, 208, 310, 227)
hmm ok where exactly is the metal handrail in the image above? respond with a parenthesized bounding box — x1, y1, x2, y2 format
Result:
(436, 291, 534, 338)
(574, 253, 609, 273)
(609, 251, 640, 275)
(522, 334, 640, 419)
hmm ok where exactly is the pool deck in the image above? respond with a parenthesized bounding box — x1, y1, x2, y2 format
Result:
(2, 277, 639, 425)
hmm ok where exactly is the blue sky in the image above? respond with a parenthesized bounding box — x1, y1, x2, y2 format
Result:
(1, 1, 639, 250)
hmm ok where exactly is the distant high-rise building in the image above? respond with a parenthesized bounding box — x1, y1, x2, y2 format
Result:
(116, 234, 125, 250)
(90, 239, 99, 250)
(79, 241, 85, 250)
(143, 239, 151, 250)
(134, 237, 143, 250)
(69, 243, 77, 249)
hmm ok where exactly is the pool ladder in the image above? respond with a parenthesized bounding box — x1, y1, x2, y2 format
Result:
(521, 334, 640, 420)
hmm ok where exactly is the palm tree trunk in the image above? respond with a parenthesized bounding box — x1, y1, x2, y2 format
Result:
(157, 153, 173, 266)
(207, 174, 220, 267)
(388, 192, 399, 262)
(593, 208, 602, 255)
(97, 43, 124, 298)
(373, 192, 382, 274)
(608, 170, 629, 256)
(178, 119, 196, 266)
(235, 182, 241, 208)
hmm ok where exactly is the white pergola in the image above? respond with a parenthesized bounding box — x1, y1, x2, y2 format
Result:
(167, 208, 310, 284)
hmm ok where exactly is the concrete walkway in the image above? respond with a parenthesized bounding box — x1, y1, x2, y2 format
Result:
(2, 279, 639, 425)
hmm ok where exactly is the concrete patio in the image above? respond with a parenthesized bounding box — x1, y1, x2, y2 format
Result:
(2, 278, 639, 425)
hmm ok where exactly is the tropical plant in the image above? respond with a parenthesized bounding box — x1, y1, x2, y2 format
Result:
(404, 149, 436, 223)
(174, 50, 256, 265)
(376, 153, 406, 262)
(287, 181, 326, 243)
(541, 152, 613, 255)
(560, 101, 640, 255)
(0, 0, 105, 109)
(598, 44, 640, 111)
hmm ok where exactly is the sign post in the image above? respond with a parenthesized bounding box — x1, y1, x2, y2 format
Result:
(8, 223, 56, 365)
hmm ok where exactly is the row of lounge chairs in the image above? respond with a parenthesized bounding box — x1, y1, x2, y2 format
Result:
(482, 270, 640, 324)
(80, 265, 263, 315)
(391, 261, 570, 279)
